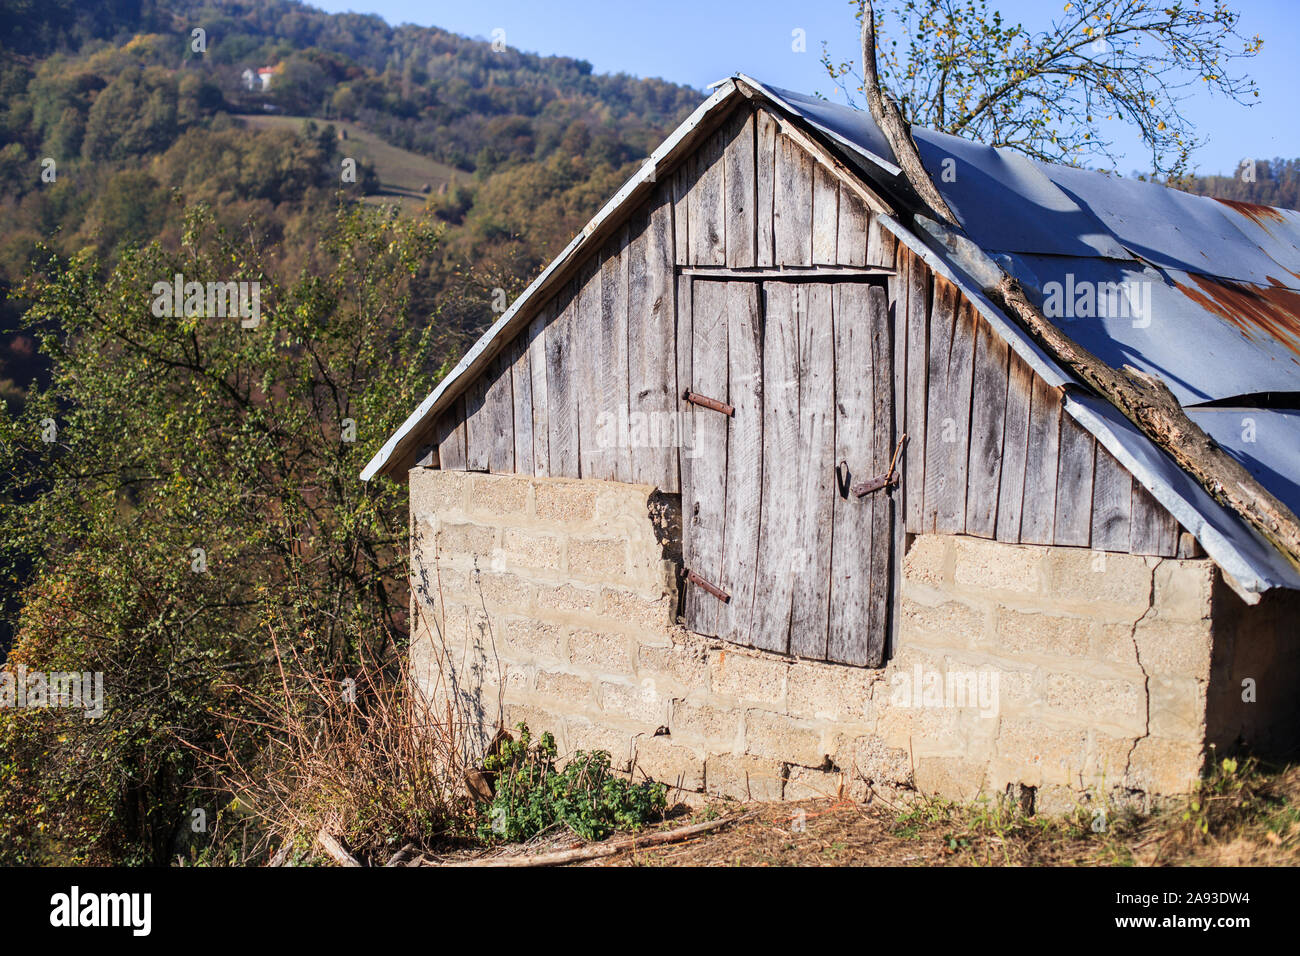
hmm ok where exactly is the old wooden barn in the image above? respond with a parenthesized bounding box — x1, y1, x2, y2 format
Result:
(365, 75, 1300, 809)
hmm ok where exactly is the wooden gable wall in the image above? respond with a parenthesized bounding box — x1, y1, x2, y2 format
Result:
(421, 100, 1185, 559)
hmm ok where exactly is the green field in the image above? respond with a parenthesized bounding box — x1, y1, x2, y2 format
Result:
(239, 114, 462, 211)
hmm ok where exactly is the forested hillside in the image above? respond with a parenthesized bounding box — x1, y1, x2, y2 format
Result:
(0, 0, 698, 410)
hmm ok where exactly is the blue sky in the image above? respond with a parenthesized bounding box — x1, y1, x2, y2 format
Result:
(309, 0, 1299, 176)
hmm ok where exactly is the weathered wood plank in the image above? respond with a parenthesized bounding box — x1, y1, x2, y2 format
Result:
(836, 191, 869, 267)
(465, 348, 513, 473)
(463, 372, 490, 472)
(715, 282, 763, 646)
(965, 318, 1009, 538)
(510, 330, 534, 477)
(903, 248, 930, 533)
(675, 273, 693, 498)
(628, 187, 679, 491)
(888, 230, 907, 660)
(752, 281, 801, 653)
(922, 279, 974, 534)
(545, 282, 580, 477)
(865, 282, 893, 668)
(575, 258, 606, 478)
(724, 109, 756, 269)
(1053, 413, 1096, 547)
(789, 284, 835, 660)
(527, 304, 550, 477)
(1131, 481, 1180, 556)
(682, 279, 729, 635)
(829, 283, 875, 665)
(812, 166, 839, 265)
(755, 110, 777, 268)
(1090, 443, 1133, 552)
(672, 150, 692, 267)
(773, 134, 813, 266)
(865, 212, 897, 269)
(1019, 374, 1062, 544)
(433, 395, 467, 472)
(599, 227, 631, 482)
(995, 352, 1033, 542)
(688, 127, 726, 266)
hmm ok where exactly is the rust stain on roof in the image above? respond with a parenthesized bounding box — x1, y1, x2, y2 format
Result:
(1175, 273, 1300, 361)
(1214, 197, 1288, 228)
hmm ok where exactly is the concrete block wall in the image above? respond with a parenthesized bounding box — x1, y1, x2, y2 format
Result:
(409, 468, 1284, 811)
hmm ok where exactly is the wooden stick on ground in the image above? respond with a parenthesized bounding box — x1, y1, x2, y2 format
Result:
(317, 828, 363, 867)
(442, 812, 758, 868)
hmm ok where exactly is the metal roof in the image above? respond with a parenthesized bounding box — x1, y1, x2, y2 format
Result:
(364, 74, 1300, 595)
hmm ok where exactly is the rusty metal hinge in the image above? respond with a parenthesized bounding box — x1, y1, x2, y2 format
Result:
(686, 568, 731, 603)
(682, 389, 734, 417)
(846, 434, 908, 499)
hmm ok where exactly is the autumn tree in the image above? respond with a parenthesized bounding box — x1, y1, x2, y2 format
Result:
(824, 0, 1263, 176)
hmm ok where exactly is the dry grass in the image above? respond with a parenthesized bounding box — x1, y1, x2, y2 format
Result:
(200, 633, 476, 866)
(587, 761, 1300, 867)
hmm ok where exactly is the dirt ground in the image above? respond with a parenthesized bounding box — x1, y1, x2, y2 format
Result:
(424, 761, 1300, 867)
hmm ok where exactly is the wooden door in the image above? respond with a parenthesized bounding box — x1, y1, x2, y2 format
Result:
(680, 277, 893, 667)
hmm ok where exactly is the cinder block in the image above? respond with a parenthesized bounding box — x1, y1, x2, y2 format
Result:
(504, 617, 564, 663)
(567, 628, 632, 673)
(410, 469, 472, 516)
(469, 472, 529, 518)
(913, 756, 987, 802)
(744, 709, 827, 767)
(633, 735, 704, 791)
(1126, 735, 1205, 794)
(1043, 549, 1154, 617)
(705, 753, 785, 802)
(899, 598, 986, 649)
(994, 716, 1089, 787)
(533, 478, 599, 525)
(710, 649, 787, 707)
(1147, 674, 1207, 740)
(1153, 559, 1215, 623)
(952, 537, 1043, 595)
(1134, 618, 1213, 679)
(534, 669, 594, 706)
(568, 536, 629, 582)
(850, 735, 914, 789)
(500, 529, 563, 573)
(637, 640, 710, 693)
(785, 766, 843, 801)
(436, 521, 497, 557)
(534, 582, 601, 617)
(1044, 671, 1145, 735)
(563, 717, 634, 770)
(472, 570, 532, 610)
(787, 661, 877, 723)
(598, 679, 667, 723)
(992, 607, 1092, 659)
(601, 586, 675, 629)
(669, 698, 743, 750)
(902, 534, 950, 589)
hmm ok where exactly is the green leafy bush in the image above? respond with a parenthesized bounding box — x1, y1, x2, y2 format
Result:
(477, 723, 666, 843)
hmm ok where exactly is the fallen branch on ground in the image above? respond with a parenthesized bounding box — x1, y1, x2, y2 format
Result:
(440, 812, 759, 868)
(317, 828, 363, 867)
